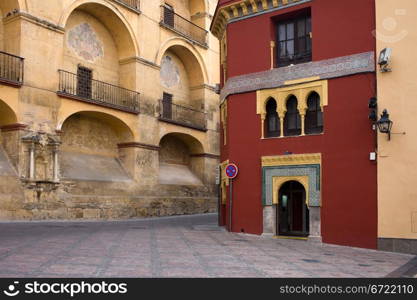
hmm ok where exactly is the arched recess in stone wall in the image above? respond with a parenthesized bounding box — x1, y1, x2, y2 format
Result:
(59, 0, 139, 92)
(157, 38, 208, 111)
(0, 0, 23, 52)
(59, 111, 134, 181)
(158, 132, 205, 186)
(0, 99, 18, 167)
(60, 0, 138, 59)
(189, 0, 209, 29)
(0, 99, 17, 127)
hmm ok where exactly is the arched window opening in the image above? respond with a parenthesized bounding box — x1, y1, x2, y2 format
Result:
(265, 98, 280, 138)
(284, 96, 301, 136)
(305, 92, 323, 134)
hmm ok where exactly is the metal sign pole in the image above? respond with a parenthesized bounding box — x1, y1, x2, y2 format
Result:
(229, 178, 233, 232)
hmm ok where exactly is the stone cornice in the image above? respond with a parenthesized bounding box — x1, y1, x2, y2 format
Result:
(4, 11, 65, 34)
(221, 51, 375, 102)
(211, 0, 309, 39)
(0, 123, 28, 132)
(118, 142, 160, 151)
(119, 56, 161, 70)
(190, 84, 218, 92)
(190, 153, 220, 159)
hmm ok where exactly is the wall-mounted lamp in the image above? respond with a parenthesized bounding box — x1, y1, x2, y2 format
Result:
(378, 48, 392, 73)
(377, 109, 393, 140)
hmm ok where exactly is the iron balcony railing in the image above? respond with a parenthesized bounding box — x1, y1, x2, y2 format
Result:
(0, 51, 24, 86)
(160, 5, 208, 47)
(159, 99, 207, 131)
(112, 0, 140, 11)
(57, 70, 140, 114)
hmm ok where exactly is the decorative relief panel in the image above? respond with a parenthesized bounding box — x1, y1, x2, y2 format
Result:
(67, 23, 104, 62)
(262, 153, 321, 167)
(221, 51, 375, 102)
(160, 55, 180, 88)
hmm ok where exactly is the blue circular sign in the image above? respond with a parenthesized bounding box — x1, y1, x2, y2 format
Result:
(225, 163, 238, 179)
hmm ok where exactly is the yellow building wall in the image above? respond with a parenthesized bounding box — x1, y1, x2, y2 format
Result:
(376, 0, 417, 240)
(0, 0, 220, 220)
(63, 11, 120, 85)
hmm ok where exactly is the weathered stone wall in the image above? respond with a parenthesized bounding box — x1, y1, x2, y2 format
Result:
(159, 135, 190, 165)
(61, 113, 131, 156)
(0, 0, 220, 221)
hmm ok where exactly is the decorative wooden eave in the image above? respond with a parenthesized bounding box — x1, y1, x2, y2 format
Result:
(210, 0, 307, 39)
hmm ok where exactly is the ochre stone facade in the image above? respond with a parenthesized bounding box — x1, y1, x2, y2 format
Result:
(0, 0, 220, 220)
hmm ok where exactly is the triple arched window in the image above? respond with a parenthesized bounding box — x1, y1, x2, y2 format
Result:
(263, 93, 323, 138)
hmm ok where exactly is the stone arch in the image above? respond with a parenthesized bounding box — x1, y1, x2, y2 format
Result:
(283, 95, 301, 136)
(57, 107, 137, 139)
(59, 110, 134, 143)
(283, 93, 299, 111)
(264, 97, 279, 138)
(157, 38, 209, 113)
(59, 0, 139, 59)
(189, 0, 208, 14)
(277, 179, 309, 206)
(0, 0, 24, 51)
(159, 132, 205, 155)
(157, 37, 208, 84)
(158, 132, 205, 185)
(0, 99, 19, 171)
(0, 99, 18, 127)
(264, 96, 277, 113)
(305, 91, 323, 135)
(59, 111, 134, 181)
(306, 90, 321, 108)
(305, 89, 324, 108)
(189, 0, 209, 29)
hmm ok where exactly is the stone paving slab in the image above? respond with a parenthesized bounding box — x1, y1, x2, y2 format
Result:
(0, 214, 415, 278)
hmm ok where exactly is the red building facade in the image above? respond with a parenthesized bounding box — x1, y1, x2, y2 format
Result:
(212, 0, 377, 249)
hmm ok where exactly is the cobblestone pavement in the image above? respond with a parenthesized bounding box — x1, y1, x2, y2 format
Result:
(0, 214, 415, 278)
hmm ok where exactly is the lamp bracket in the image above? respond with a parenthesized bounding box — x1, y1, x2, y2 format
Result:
(380, 64, 392, 73)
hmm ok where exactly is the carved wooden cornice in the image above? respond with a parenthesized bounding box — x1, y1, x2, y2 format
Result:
(211, 0, 309, 39)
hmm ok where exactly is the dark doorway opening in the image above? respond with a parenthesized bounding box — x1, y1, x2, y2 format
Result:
(277, 181, 309, 237)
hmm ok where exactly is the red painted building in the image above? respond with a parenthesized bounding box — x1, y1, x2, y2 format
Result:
(212, 0, 377, 249)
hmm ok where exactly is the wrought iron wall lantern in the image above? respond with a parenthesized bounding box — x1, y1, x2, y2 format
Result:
(376, 109, 393, 140)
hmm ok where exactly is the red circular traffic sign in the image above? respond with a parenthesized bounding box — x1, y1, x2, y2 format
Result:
(225, 163, 238, 179)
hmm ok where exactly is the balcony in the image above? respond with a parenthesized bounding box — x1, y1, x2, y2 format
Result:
(160, 5, 208, 47)
(112, 0, 140, 13)
(0, 51, 24, 87)
(57, 70, 140, 114)
(159, 99, 207, 131)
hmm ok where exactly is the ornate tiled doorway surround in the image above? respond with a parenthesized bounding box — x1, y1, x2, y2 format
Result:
(262, 153, 322, 242)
